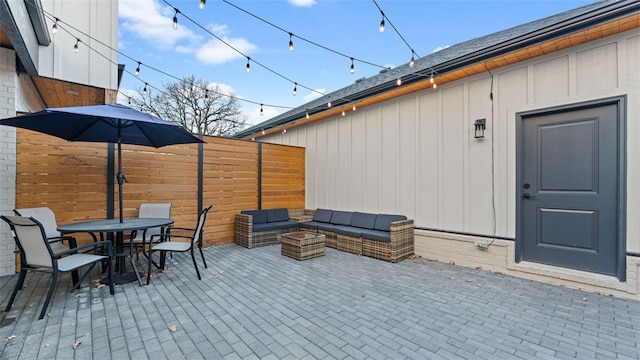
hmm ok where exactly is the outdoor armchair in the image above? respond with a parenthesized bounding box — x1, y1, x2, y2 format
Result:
(14, 207, 74, 253)
(1, 215, 114, 320)
(146, 205, 212, 285)
(129, 203, 172, 259)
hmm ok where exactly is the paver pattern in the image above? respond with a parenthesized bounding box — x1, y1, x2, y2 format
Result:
(0, 244, 639, 359)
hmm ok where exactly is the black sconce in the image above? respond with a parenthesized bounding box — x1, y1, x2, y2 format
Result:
(474, 118, 486, 139)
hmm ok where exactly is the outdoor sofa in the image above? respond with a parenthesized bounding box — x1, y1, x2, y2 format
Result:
(234, 208, 300, 248)
(299, 209, 414, 263)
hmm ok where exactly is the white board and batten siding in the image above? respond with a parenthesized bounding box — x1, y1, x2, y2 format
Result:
(264, 29, 640, 297)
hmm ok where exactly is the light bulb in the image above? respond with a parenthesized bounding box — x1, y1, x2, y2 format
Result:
(135, 62, 141, 76)
(396, 78, 402, 86)
(342, 108, 345, 116)
(409, 55, 415, 68)
(246, 57, 251, 73)
(173, 9, 179, 29)
(282, 127, 287, 134)
(430, 73, 434, 84)
(350, 58, 355, 74)
(289, 33, 294, 51)
(262, 129, 265, 135)
(352, 104, 356, 111)
(432, 82, 437, 89)
(327, 101, 332, 108)
(305, 110, 309, 119)
(199, 0, 206, 9)
(260, 104, 264, 116)
(74, 39, 79, 53)
(143, 83, 148, 95)
(379, 12, 385, 32)
(52, 19, 58, 34)
(293, 83, 297, 96)
(204, 89, 209, 99)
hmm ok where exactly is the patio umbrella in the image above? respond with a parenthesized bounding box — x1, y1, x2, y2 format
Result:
(0, 103, 204, 222)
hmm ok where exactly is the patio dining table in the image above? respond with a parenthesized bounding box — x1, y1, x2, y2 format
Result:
(58, 218, 174, 286)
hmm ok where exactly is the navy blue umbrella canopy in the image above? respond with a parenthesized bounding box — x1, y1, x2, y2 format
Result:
(0, 103, 202, 147)
(0, 104, 204, 221)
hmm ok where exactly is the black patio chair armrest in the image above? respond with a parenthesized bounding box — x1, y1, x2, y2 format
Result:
(167, 226, 196, 233)
(53, 240, 113, 258)
(49, 235, 78, 247)
(149, 233, 192, 242)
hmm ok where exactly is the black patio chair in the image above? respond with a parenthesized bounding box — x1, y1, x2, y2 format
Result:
(1, 215, 114, 320)
(146, 205, 212, 284)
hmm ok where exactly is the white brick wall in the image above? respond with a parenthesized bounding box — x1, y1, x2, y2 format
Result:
(0, 48, 17, 276)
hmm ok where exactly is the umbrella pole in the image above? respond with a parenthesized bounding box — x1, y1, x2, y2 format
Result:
(117, 127, 125, 223)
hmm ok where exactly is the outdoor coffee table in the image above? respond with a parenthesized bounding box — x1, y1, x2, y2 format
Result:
(281, 232, 325, 260)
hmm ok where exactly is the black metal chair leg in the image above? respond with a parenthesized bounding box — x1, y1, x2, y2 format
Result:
(190, 249, 201, 280)
(5, 270, 27, 312)
(40, 272, 59, 320)
(199, 245, 207, 269)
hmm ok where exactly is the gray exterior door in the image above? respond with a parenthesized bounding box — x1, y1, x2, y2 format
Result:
(518, 104, 619, 276)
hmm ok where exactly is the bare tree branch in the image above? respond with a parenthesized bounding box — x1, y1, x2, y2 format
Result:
(129, 75, 247, 136)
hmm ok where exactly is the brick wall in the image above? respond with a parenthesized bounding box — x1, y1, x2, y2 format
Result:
(0, 48, 17, 276)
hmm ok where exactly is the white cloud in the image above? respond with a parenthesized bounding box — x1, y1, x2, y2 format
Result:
(119, 0, 200, 50)
(432, 45, 451, 53)
(303, 89, 325, 102)
(288, 0, 316, 7)
(196, 36, 258, 65)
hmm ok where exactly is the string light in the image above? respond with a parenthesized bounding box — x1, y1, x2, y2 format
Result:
(52, 18, 58, 34)
(246, 57, 251, 72)
(260, 104, 264, 116)
(327, 100, 332, 108)
(128, 97, 131, 105)
(262, 129, 265, 135)
(282, 126, 287, 134)
(204, 89, 209, 99)
(73, 38, 80, 53)
(172, 8, 179, 29)
(409, 52, 415, 68)
(289, 33, 294, 51)
(350, 58, 355, 74)
(352, 103, 357, 111)
(396, 78, 402, 86)
(135, 62, 141, 76)
(430, 70, 435, 84)
(379, 11, 385, 32)
(341, 107, 345, 116)
(292, 83, 297, 96)
(199, 0, 206, 9)
(305, 110, 309, 119)
(432, 82, 437, 89)
(143, 83, 148, 94)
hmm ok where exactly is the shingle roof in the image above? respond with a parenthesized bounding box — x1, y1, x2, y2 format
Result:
(233, 0, 639, 139)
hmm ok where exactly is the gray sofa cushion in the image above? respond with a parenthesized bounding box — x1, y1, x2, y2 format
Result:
(242, 210, 268, 224)
(312, 209, 333, 223)
(333, 226, 362, 238)
(266, 208, 289, 222)
(299, 221, 320, 231)
(315, 222, 342, 232)
(330, 211, 353, 226)
(374, 214, 407, 232)
(350, 212, 377, 229)
(360, 229, 391, 242)
(253, 221, 298, 232)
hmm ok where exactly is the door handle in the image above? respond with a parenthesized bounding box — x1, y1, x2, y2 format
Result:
(523, 193, 536, 199)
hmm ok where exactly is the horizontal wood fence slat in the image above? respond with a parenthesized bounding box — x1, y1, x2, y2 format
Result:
(14, 130, 305, 254)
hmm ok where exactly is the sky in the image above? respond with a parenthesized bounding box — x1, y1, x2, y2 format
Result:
(116, 0, 598, 127)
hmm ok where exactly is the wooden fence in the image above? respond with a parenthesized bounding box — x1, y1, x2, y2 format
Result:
(15, 130, 305, 248)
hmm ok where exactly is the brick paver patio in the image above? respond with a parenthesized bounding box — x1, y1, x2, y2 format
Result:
(0, 244, 639, 359)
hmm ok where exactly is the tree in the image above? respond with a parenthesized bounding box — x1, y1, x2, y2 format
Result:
(130, 75, 247, 136)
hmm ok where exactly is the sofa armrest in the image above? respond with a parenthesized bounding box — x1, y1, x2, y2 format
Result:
(235, 213, 253, 248)
(390, 219, 414, 243)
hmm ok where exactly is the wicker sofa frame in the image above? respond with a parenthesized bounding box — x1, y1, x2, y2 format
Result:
(299, 209, 415, 263)
(235, 208, 300, 249)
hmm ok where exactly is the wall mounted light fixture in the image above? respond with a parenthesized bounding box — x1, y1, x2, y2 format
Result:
(474, 118, 486, 139)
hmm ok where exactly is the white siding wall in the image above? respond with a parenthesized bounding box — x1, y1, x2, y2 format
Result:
(38, 0, 118, 90)
(0, 48, 16, 276)
(264, 28, 640, 252)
